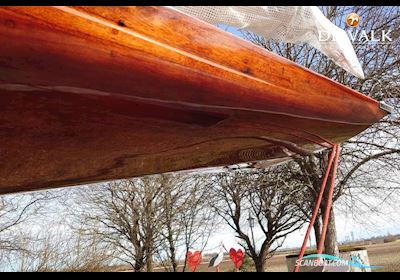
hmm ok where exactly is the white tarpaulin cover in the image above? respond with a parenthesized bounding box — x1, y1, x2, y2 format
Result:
(172, 6, 365, 79)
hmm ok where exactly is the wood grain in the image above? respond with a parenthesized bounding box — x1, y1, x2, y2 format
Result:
(0, 6, 387, 194)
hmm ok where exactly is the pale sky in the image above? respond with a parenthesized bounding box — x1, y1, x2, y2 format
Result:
(204, 204, 400, 255)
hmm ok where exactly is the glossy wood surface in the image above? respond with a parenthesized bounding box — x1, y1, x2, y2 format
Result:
(0, 6, 387, 194)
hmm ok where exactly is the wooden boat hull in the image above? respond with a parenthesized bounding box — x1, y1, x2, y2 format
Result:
(0, 6, 388, 194)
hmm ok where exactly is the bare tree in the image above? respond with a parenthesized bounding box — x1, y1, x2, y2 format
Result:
(243, 6, 400, 255)
(179, 174, 218, 272)
(0, 188, 118, 272)
(0, 192, 53, 269)
(155, 175, 187, 272)
(211, 165, 308, 272)
(13, 226, 113, 272)
(155, 174, 217, 272)
(71, 177, 166, 272)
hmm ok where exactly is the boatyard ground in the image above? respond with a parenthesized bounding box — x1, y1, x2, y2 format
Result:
(144, 240, 400, 272)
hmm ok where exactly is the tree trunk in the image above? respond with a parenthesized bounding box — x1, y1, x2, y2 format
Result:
(313, 216, 322, 248)
(182, 249, 188, 272)
(167, 231, 178, 272)
(146, 250, 153, 272)
(324, 208, 339, 256)
(253, 256, 265, 272)
(170, 247, 178, 272)
(134, 258, 145, 272)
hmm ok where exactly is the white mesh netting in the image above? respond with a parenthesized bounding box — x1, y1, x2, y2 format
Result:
(171, 6, 364, 79)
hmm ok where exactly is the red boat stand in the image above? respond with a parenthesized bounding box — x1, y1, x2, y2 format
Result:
(294, 144, 341, 272)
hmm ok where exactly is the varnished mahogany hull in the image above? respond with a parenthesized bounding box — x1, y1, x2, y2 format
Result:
(0, 6, 387, 194)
